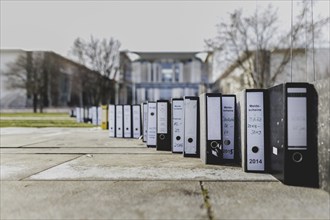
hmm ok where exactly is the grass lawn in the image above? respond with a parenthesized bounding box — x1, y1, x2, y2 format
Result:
(0, 120, 95, 128)
(0, 112, 95, 128)
(0, 112, 68, 117)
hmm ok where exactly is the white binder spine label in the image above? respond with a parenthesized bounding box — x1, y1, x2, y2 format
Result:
(222, 96, 235, 159)
(92, 107, 97, 125)
(81, 108, 85, 123)
(157, 102, 168, 134)
(143, 104, 148, 142)
(133, 106, 141, 138)
(172, 100, 184, 152)
(246, 92, 265, 171)
(207, 96, 221, 140)
(97, 107, 102, 125)
(116, 106, 123, 137)
(108, 105, 115, 137)
(147, 103, 157, 146)
(185, 99, 197, 154)
(287, 97, 307, 148)
(124, 105, 131, 137)
(76, 107, 80, 123)
(89, 108, 93, 120)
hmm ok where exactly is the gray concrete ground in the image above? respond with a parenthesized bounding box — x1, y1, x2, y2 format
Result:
(1, 128, 329, 220)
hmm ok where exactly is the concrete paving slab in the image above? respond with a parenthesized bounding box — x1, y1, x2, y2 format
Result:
(0, 127, 145, 148)
(0, 128, 76, 147)
(25, 138, 146, 148)
(0, 147, 170, 154)
(204, 182, 330, 219)
(0, 134, 54, 148)
(0, 154, 81, 180)
(0, 181, 207, 220)
(28, 154, 276, 181)
(0, 127, 79, 135)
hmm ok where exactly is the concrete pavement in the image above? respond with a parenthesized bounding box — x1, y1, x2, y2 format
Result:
(1, 128, 329, 219)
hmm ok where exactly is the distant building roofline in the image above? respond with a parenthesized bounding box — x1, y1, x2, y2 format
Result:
(121, 50, 211, 62)
(0, 48, 100, 76)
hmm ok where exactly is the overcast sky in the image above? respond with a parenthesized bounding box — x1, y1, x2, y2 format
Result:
(1, 0, 329, 58)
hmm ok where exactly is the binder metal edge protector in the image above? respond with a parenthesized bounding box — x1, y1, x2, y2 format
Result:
(143, 102, 148, 142)
(132, 104, 142, 139)
(147, 102, 157, 148)
(108, 104, 116, 138)
(156, 100, 171, 151)
(115, 105, 123, 138)
(242, 89, 268, 173)
(171, 98, 184, 153)
(222, 94, 237, 162)
(269, 82, 318, 187)
(184, 96, 200, 158)
(123, 105, 132, 138)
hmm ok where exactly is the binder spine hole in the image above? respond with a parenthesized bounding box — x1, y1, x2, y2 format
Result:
(188, 138, 193, 143)
(292, 152, 303, 163)
(211, 141, 219, 148)
(160, 134, 165, 140)
(252, 146, 259, 153)
(224, 140, 231, 145)
(176, 136, 181, 141)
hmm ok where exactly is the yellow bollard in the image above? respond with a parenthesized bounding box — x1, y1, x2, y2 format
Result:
(101, 105, 108, 130)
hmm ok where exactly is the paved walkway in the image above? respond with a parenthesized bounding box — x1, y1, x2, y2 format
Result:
(1, 128, 329, 219)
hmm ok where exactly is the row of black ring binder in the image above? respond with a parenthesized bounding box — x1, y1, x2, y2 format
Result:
(108, 82, 318, 187)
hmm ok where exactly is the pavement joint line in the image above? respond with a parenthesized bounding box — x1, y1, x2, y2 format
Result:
(15, 147, 148, 149)
(17, 139, 55, 148)
(200, 181, 214, 220)
(18, 154, 84, 181)
(14, 179, 279, 182)
(0, 153, 173, 156)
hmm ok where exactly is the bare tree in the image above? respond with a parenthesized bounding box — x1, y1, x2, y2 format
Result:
(71, 36, 121, 105)
(206, 1, 329, 88)
(4, 52, 51, 113)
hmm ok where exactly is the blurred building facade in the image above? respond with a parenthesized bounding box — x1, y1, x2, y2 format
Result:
(0, 49, 110, 109)
(121, 51, 212, 104)
(1, 50, 214, 108)
(212, 48, 330, 93)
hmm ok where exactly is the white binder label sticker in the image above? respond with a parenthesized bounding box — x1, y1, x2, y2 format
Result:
(172, 100, 184, 152)
(246, 92, 265, 171)
(143, 104, 148, 142)
(222, 96, 235, 159)
(147, 103, 157, 146)
(287, 97, 307, 148)
(124, 105, 131, 137)
(185, 99, 197, 154)
(207, 96, 221, 140)
(108, 105, 115, 137)
(116, 106, 123, 137)
(133, 106, 141, 138)
(157, 102, 168, 134)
